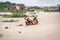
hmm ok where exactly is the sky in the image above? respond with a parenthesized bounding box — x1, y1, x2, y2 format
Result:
(0, 0, 60, 7)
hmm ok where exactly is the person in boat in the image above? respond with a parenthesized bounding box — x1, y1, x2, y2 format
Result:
(25, 18, 32, 25)
(32, 17, 38, 25)
(25, 17, 38, 25)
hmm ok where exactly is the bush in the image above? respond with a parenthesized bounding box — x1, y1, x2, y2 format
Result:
(0, 8, 9, 12)
(5, 26, 9, 29)
(11, 13, 28, 18)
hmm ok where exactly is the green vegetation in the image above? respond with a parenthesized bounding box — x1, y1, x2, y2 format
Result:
(0, 1, 16, 12)
(0, 8, 9, 12)
(11, 13, 28, 18)
(31, 15, 37, 17)
(0, 13, 28, 18)
(0, 14, 11, 18)
(57, 4, 60, 11)
(30, 12, 36, 14)
(2, 19, 18, 22)
(5, 26, 9, 29)
(0, 34, 3, 37)
(18, 24, 23, 26)
(44, 9, 57, 12)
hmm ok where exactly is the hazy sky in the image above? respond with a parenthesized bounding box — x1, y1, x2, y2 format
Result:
(0, 0, 60, 6)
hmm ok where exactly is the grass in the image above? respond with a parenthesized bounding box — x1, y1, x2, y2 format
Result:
(2, 19, 18, 22)
(0, 13, 28, 18)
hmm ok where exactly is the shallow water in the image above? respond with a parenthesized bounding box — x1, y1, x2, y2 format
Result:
(0, 12, 60, 40)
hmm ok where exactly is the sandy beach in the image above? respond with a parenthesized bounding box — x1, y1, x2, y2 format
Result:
(0, 12, 60, 40)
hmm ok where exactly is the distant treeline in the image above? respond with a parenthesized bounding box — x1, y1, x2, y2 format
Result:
(0, 1, 60, 12)
(0, 1, 26, 12)
(0, 1, 16, 8)
(0, 1, 16, 12)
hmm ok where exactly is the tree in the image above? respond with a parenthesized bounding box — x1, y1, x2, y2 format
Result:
(57, 4, 60, 10)
(0, 1, 16, 11)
